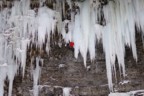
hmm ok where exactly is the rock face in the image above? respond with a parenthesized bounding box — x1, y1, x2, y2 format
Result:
(3, 32, 144, 96)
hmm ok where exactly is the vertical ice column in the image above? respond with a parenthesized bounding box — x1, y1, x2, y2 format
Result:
(21, 39, 30, 77)
(7, 63, 18, 96)
(33, 57, 42, 96)
(0, 67, 7, 96)
(7, 47, 18, 96)
(79, 0, 91, 67)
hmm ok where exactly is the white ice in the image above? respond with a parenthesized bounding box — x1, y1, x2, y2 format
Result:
(32, 57, 42, 96)
(109, 90, 144, 96)
(109, 92, 130, 96)
(63, 87, 72, 96)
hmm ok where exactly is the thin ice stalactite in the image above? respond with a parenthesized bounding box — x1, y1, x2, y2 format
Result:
(79, 0, 91, 67)
(73, 14, 82, 59)
(32, 57, 42, 96)
(0, 66, 7, 96)
(7, 45, 18, 96)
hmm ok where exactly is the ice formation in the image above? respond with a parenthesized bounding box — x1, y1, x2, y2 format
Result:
(32, 57, 43, 96)
(63, 87, 72, 96)
(109, 93, 130, 96)
(62, 0, 144, 92)
(0, 0, 144, 95)
(109, 90, 144, 96)
(0, 0, 56, 95)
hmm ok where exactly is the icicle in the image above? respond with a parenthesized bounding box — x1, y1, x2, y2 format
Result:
(62, 20, 72, 43)
(32, 57, 42, 96)
(7, 48, 18, 96)
(79, 0, 91, 66)
(21, 39, 29, 77)
(1, 0, 144, 95)
(37, 6, 56, 51)
(102, 23, 114, 91)
(9, 0, 32, 78)
(62, 0, 98, 65)
(73, 14, 82, 59)
(88, 6, 98, 61)
(0, 66, 7, 96)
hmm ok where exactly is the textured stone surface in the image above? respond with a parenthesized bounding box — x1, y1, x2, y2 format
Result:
(3, 33, 144, 96)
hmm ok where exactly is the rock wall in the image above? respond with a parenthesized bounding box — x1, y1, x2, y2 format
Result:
(3, 32, 144, 96)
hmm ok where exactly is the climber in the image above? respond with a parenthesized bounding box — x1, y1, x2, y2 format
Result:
(69, 41, 74, 48)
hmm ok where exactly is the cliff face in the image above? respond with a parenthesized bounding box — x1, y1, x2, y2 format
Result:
(1, 0, 144, 96)
(4, 32, 143, 96)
